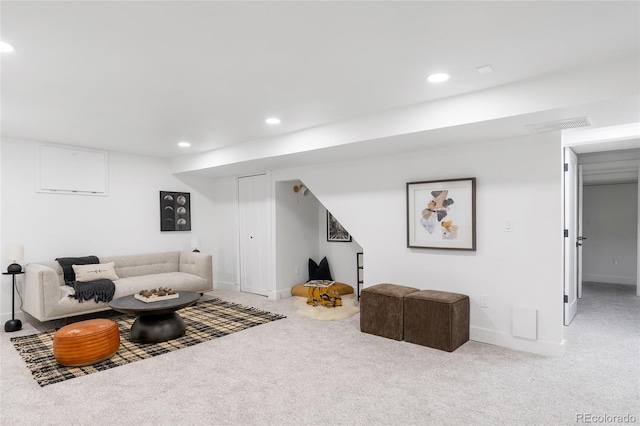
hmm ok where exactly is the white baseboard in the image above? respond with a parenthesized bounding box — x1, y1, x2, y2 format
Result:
(214, 281, 240, 291)
(583, 274, 637, 286)
(268, 289, 292, 300)
(0, 311, 26, 326)
(470, 326, 566, 357)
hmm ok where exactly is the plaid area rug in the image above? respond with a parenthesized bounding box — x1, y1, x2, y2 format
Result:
(10, 298, 286, 387)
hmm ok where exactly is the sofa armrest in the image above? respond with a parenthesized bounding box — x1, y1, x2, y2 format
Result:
(179, 251, 213, 291)
(23, 263, 63, 322)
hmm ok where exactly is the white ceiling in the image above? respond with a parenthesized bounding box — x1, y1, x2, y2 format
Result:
(579, 149, 640, 185)
(2, 1, 639, 165)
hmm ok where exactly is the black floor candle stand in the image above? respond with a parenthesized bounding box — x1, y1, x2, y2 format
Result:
(3, 271, 24, 332)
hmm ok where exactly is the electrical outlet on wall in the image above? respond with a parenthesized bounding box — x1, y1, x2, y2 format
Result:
(613, 259, 620, 266)
(481, 295, 489, 308)
(295, 266, 300, 275)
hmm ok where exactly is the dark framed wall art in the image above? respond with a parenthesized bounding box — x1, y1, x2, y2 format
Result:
(406, 177, 476, 250)
(160, 191, 191, 231)
(327, 211, 351, 242)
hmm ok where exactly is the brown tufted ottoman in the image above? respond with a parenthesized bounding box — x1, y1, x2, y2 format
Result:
(53, 319, 120, 367)
(360, 283, 419, 340)
(404, 290, 470, 352)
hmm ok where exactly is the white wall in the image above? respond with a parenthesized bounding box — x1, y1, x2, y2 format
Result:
(1, 138, 217, 321)
(192, 175, 238, 291)
(582, 182, 638, 285)
(274, 180, 320, 297)
(270, 132, 564, 356)
(319, 206, 363, 287)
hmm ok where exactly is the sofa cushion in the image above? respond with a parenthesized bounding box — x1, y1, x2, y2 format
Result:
(102, 252, 181, 279)
(73, 262, 119, 282)
(113, 272, 208, 298)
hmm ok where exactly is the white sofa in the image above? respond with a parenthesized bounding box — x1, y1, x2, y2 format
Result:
(23, 251, 213, 322)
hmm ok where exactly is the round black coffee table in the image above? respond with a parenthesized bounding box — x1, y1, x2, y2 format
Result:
(109, 291, 200, 343)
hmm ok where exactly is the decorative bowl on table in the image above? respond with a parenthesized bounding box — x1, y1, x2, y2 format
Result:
(134, 287, 179, 303)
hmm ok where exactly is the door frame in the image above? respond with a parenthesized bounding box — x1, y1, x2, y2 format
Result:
(562, 123, 640, 305)
(578, 164, 584, 299)
(563, 147, 578, 325)
(237, 172, 272, 297)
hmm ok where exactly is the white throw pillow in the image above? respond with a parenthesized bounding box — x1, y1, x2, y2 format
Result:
(72, 262, 119, 282)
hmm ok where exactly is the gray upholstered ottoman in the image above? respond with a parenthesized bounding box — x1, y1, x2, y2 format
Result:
(360, 283, 419, 340)
(404, 290, 470, 352)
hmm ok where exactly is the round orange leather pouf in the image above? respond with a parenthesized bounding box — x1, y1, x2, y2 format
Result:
(53, 319, 120, 367)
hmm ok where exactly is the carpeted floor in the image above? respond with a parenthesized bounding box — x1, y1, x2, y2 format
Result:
(1, 283, 638, 426)
(10, 298, 285, 387)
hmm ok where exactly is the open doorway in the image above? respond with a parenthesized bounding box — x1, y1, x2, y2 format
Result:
(562, 124, 640, 326)
(274, 179, 363, 298)
(579, 150, 639, 304)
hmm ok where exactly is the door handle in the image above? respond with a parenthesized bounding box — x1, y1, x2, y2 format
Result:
(577, 236, 587, 241)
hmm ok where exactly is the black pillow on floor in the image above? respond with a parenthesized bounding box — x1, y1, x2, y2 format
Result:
(308, 257, 333, 281)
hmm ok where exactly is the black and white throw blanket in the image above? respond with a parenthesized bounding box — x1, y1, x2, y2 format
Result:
(55, 256, 99, 284)
(56, 256, 115, 303)
(68, 279, 116, 303)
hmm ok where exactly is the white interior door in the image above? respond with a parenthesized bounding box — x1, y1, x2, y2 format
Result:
(577, 164, 584, 299)
(238, 174, 270, 296)
(564, 147, 578, 325)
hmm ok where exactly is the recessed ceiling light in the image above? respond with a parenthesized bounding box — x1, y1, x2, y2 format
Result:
(426, 73, 450, 83)
(0, 41, 15, 53)
(476, 65, 494, 75)
(265, 117, 281, 125)
(178, 141, 191, 148)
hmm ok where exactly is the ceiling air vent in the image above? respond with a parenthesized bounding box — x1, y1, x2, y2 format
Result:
(526, 117, 591, 134)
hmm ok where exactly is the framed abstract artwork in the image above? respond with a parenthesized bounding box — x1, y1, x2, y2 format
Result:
(160, 191, 191, 231)
(406, 178, 476, 250)
(327, 211, 351, 242)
